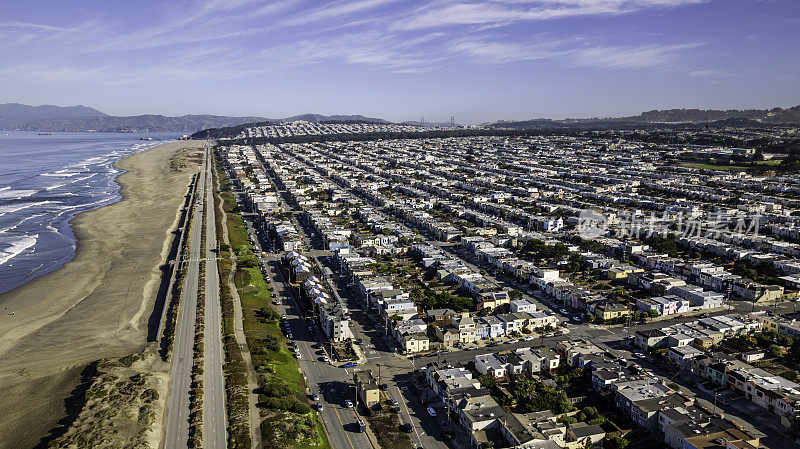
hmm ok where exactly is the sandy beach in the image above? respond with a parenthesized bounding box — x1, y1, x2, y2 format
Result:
(0, 140, 203, 449)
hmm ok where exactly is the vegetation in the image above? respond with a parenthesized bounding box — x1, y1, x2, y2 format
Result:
(214, 154, 329, 449)
(512, 379, 574, 414)
(409, 285, 475, 312)
(367, 413, 413, 449)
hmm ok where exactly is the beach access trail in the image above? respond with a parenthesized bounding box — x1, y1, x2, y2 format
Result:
(0, 140, 202, 449)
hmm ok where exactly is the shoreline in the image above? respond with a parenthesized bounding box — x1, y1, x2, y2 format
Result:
(0, 140, 203, 449)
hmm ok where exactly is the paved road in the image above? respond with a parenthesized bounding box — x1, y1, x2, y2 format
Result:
(263, 252, 374, 449)
(254, 148, 450, 449)
(164, 144, 207, 449)
(204, 143, 228, 449)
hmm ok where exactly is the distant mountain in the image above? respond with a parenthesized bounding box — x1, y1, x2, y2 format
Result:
(282, 113, 388, 123)
(0, 103, 393, 132)
(617, 106, 800, 124)
(487, 105, 800, 129)
(0, 103, 107, 120)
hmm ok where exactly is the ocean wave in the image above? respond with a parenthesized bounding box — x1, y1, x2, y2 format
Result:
(0, 234, 38, 266)
(0, 200, 60, 216)
(0, 188, 38, 199)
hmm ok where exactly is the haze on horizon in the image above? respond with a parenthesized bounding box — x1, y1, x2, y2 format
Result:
(1, 0, 798, 124)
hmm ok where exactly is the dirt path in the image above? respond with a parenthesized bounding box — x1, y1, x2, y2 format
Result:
(213, 159, 263, 449)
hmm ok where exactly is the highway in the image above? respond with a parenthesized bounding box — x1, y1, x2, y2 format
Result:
(203, 143, 228, 448)
(164, 144, 206, 449)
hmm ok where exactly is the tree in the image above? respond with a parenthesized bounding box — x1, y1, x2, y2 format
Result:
(781, 370, 799, 382)
(606, 436, 629, 449)
(768, 344, 783, 358)
(508, 290, 524, 301)
(646, 309, 660, 319)
(513, 379, 573, 414)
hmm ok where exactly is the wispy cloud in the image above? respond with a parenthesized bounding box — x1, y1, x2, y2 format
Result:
(0, 0, 717, 86)
(278, 0, 397, 27)
(568, 42, 703, 69)
(0, 21, 78, 32)
(393, 0, 707, 30)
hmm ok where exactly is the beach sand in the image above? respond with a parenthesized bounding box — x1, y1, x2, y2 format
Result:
(0, 140, 203, 449)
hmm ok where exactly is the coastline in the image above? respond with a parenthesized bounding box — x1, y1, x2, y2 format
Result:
(0, 140, 203, 449)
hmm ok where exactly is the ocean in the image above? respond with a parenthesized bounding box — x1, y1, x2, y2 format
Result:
(0, 131, 181, 295)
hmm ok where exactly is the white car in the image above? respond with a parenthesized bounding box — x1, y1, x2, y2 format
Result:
(427, 407, 436, 417)
(524, 336, 535, 341)
(345, 400, 353, 408)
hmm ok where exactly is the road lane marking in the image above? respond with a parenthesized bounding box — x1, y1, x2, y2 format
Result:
(331, 405, 357, 449)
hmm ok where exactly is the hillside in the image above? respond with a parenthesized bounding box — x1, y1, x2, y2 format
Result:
(618, 106, 800, 124)
(0, 114, 273, 133)
(0, 103, 107, 120)
(0, 103, 390, 132)
(488, 105, 800, 129)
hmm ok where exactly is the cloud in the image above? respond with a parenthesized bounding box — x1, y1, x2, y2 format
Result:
(448, 38, 564, 63)
(393, 0, 707, 30)
(568, 42, 702, 69)
(448, 35, 702, 70)
(278, 0, 397, 27)
(0, 21, 78, 32)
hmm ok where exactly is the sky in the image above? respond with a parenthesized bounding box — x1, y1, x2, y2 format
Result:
(0, 0, 798, 124)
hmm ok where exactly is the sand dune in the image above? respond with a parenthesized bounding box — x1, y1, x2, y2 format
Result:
(0, 140, 203, 449)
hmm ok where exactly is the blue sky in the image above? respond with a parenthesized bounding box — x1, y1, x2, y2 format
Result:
(0, 0, 798, 123)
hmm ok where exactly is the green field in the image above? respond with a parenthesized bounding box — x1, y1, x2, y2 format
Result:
(217, 159, 330, 449)
(678, 159, 783, 171)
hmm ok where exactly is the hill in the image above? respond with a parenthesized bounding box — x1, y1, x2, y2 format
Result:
(0, 103, 390, 132)
(487, 105, 800, 129)
(0, 103, 107, 120)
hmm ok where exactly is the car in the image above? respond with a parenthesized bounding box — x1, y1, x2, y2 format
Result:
(399, 423, 413, 433)
(544, 333, 554, 338)
(380, 383, 389, 391)
(321, 356, 329, 362)
(678, 314, 687, 318)
(427, 407, 436, 417)
(341, 362, 357, 368)
(345, 400, 353, 408)
(391, 397, 398, 405)
(316, 402, 323, 411)
(312, 393, 319, 401)
(357, 419, 366, 432)
(281, 315, 287, 319)
(508, 339, 519, 344)
(524, 336, 535, 341)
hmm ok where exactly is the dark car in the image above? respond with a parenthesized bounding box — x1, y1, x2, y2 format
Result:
(399, 423, 413, 433)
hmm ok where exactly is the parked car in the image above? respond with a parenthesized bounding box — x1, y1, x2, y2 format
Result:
(399, 423, 412, 433)
(427, 407, 436, 417)
(341, 362, 358, 368)
(316, 402, 323, 410)
(391, 397, 398, 405)
(345, 400, 353, 408)
(357, 420, 366, 432)
(312, 393, 319, 401)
